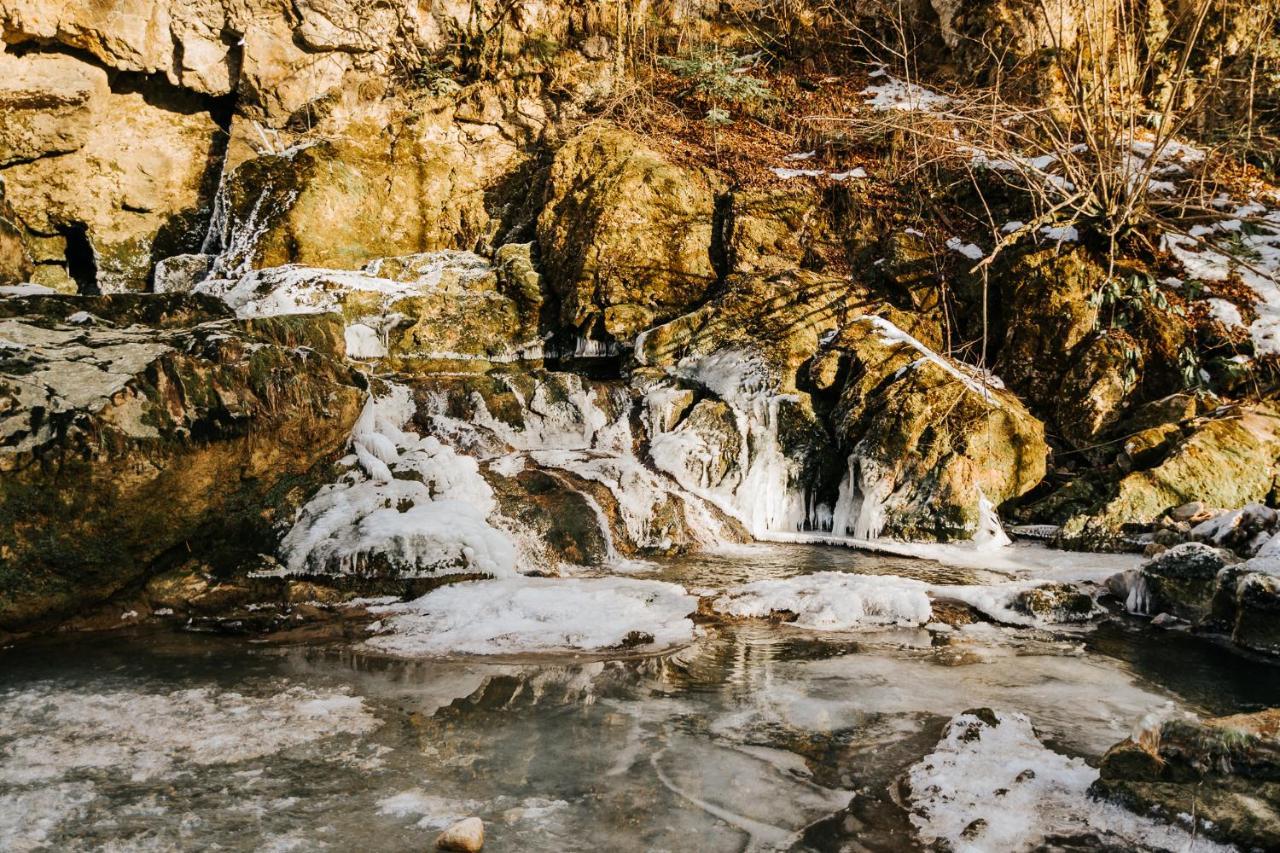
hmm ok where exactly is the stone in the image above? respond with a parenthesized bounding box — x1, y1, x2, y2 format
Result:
(995, 247, 1103, 406)
(1169, 501, 1206, 522)
(209, 116, 523, 276)
(1231, 573, 1280, 655)
(537, 123, 720, 341)
(727, 188, 848, 275)
(154, 253, 215, 293)
(1013, 583, 1100, 622)
(822, 315, 1047, 540)
(198, 251, 542, 368)
(0, 81, 221, 292)
(1056, 331, 1139, 448)
(1136, 542, 1238, 622)
(436, 816, 484, 851)
(1094, 710, 1280, 849)
(1062, 404, 1280, 544)
(0, 52, 108, 167)
(0, 292, 366, 629)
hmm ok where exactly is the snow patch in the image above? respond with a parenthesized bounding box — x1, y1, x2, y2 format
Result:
(364, 576, 700, 656)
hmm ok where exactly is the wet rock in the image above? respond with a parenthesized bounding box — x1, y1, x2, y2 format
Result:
(1094, 710, 1280, 849)
(822, 315, 1046, 540)
(1133, 542, 1238, 622)
(198, 252, 542, 368)
(1012, 583, 1100, 623)
(537, 123, 720, 340)
(436, 816, 484, 851)
(0, 292, 365, 629)
(154, 253, 216, 294)
(1229, 573, 1280, 655)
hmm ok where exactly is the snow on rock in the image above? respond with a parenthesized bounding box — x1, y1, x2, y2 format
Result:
(712, 570, 1098, 629)
(0, 283, 57, 297)
(279, 384, 518, 578)
(907, 710, 1234, 853)
(363, 576, 700, 656)
(945, 237, 984, 261)
(711, 572, 933, 629)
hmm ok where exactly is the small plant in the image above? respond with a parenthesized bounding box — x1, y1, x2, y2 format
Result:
(1090, 274, 1175, 330)
(409, 59, 462, 96)
(659, 49, 773, 109)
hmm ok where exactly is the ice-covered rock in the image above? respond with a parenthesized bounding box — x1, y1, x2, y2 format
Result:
(909, 709, 1234, 852)
(364, 576, 700, 656)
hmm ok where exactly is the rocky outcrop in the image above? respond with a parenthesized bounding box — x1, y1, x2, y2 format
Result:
(0, 51, 108, 167)
(818, 315, 1047, 539)
(196, 248, 544, 368)
(1063, 404, 1280, 544)
(0, 291, 365, 629)
(1094, 709, 1280, 849)
(210, 107, 533, 276)
(538, 123, 722, 341)
(0, 68, 221, 292)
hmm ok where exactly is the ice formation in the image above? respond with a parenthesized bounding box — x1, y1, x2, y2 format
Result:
(279, 384, 517, 578)
(712, 572, 933, 629)
(712, 569, 1097, 629)
(364, 576, 700, 655)
(908, 710, 1233, 853)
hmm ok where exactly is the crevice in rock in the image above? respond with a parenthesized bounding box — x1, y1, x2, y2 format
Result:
(61, 223, 98, 294)
(710, 189, 735, 285)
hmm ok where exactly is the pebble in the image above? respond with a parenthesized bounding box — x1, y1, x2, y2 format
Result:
(436, 817, 484, 852)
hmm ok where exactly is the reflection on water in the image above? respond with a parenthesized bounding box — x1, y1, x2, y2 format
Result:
(1, 544, 1276, 852)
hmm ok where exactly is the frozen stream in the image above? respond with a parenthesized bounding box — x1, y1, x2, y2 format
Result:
(3, 545, 1278, 852)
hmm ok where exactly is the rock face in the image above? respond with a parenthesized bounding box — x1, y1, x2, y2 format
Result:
(538, 124, 721, 341)
(0, 71, 222, 292)
(210, 111, 528, 276)
(0, 52, 108, 167)
(1094, 709, 1280, 850)
(819, 315, 1046, 540)
(0, 292, 365, 629)
(1063, 404, 1280, 544)
(196, 249, 543, 368)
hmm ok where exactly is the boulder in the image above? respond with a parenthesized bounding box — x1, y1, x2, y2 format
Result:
(0, 52, 108, 167)
(821, 314, 1047, 540)
(208, 117, 521, 276)
(1133, 542, 1238, 622)
(1055, 331, 1140, 448)
(0, 80, 221, 292)
(1094, 709, 1280, 849)
(0, 292, 366, 629)
(436, 816, 484, 851)
(537, 123, 721, 341)
(1062, 404, 1280, 544)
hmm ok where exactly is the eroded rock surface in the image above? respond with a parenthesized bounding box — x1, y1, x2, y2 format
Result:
(0, 292, 365, 628)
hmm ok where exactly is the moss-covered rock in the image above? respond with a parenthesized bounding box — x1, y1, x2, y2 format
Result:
(1094, 710, 1280, 849)
(1062, 404, 1280, 545)
(537, 123, 721, 341)
(0, 292, 366, 629)
(821, 315, 1047, 540)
